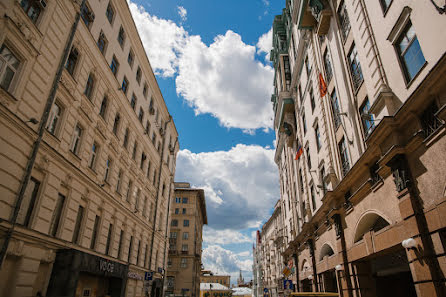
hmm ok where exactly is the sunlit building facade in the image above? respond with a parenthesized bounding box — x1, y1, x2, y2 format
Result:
(0, 0, 179, 297)
(257, 0, 446, 296)
(165, 183, 207, 297)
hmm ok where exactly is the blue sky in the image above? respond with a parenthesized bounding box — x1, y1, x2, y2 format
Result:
(129, 0, 284, 282)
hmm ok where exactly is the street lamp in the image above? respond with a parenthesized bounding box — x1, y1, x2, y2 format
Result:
(430, 0, 446, 14)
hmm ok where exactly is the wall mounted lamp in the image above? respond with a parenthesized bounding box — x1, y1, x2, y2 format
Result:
(402, 238, 417, 250)
(335, 264, 343, 271)
(308, 274, 313, 280)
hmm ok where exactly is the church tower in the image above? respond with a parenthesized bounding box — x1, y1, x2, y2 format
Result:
(237, 269, 244, 286)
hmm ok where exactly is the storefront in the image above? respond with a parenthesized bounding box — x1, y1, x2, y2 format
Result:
(46, 249, 128, 297)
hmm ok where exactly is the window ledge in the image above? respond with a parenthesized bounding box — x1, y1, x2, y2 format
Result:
(0, 86, 19, 106)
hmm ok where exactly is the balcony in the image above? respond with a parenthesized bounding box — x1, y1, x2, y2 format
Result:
(297, 0, 332, 36)
(181, 250, 188, 255)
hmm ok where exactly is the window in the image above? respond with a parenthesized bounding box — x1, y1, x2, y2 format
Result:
(175, 208, 179, 214)
(65, 47, 78, 76)
(132, 142, 137, 160)
(302, 112, 307, 134)
(171, 219, 178, 227)
(360, 98, 374, 137)
(105, 224, 113, 255)
(396, 21, 426, 83)
(183, 220, 189, 227)
(88, 142, 99, 169)
(49, 193, 65, 236)
(90, 215, 100, 249)
(104, 157, 112, 182)
(106, 2, 114, 24)
(20, 0, 45, 24)
(305, 56, 311, 77)
(128, 236, 133, 262)
(145, 121, 151, 135)
(180, 258, 187, 268)
(283, 55, 291, 90)
(310, 185, 316, 211)
(110, 55, 119, 76)
(299, 169, 304, 193)
(338, 1, 351, 41)
(143, 84, 148, 98)
(141, 152, 146, 169)
(121, 76, 129, 95)
(319, 166, 327, 194)
(116, 169, 123, 192)
(298, 85, 303, 103)
(348, 44, 363, 91)
(146, 160, 151, 178)
(183, 232, 189, 240)
(144, 244, 149, 268)
(84, 73, 95, 100)
(306, 146, 311, 169)
(170, 232, 177, 239)
(139, 108, 144, 122)
(113, 114, 120, 135)
(182, 244, 188, 252)
(380, 0, 392, 12)
(130, 94, 137, 110)
(338, 137, 350, 177)
(323, 50, 333, 83)
(420, 102, 441, 138)
(17, 177, 40, 226)
(331, 90, 341, 129)
(70, 124, 83, 155)
(128, 50, 134, 67)
(182, 208, 186, 214)
(310, 88, 316, 112)
(126, 180, 133, 202)
(0, 45, 20, 92)
(97, 31, 108, 54)
(182, 197, 188, 204)
(315, 124, 321, 151)
(136, 240, 141, 265)
(81, 3, 94, 28)
(175, 197, 181, 203)
(118, 26, 125, 47)
(123, 128, 129, 148)
(167, 258, 172, 268)
(72, 205, 84, 244)
(99, 96, 108, 119)
(46, 102, 62, 135)
(117, 230, 124, 259)
(136, 67, 142, 84)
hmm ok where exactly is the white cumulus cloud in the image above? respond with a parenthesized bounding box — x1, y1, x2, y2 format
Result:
(257, 28, 273, 61)
(129, 1, 274, 132)
(175, 144, 279, 230)
(203, 228, 252, 245)
(203, 245, 253, 280)
(129, 2, 187, 77)
(177, 6, 187, 22)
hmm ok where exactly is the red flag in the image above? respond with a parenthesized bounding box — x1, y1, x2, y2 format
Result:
(295, 145, 303, 160)
(319, 73, 327, 97)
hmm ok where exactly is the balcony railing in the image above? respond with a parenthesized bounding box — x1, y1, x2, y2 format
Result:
(421, 103, 442, 138)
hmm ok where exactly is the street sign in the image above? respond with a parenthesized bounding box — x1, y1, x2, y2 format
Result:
(158, 267, 163, 273)
(283, 267, 291, 277)
(145, 271, 153, 281)
(263, 288, 268, 293)
(283, 280, 293, 290)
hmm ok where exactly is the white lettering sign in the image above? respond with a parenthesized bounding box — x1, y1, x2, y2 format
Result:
(99, 260, 114, 273)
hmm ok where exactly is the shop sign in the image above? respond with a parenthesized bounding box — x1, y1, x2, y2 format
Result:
(128, 271, 144, 280)
(158, 267, 163, 273)
(99, 259, 115, 273)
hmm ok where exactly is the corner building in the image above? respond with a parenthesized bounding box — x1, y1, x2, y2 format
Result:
(0, 0, 179, 297)
(261, 0, 446, 296)
(165, 183, 207, 297)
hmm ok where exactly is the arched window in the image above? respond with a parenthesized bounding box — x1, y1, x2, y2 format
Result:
(354, 213, 390, 243)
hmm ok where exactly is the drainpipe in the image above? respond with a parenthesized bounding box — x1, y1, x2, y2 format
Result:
(0, 0, 87, 268)
(332, 214, 353, 297)
(148, 116, 172, 277)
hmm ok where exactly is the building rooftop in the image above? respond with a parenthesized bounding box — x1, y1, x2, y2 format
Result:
(232, 287, 252, 295)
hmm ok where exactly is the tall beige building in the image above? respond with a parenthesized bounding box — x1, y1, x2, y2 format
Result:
(256, 0, 446, 297)
(200, 271, 231, 288)
(0, 0, 179, 297)
(165, 183, 207, 297)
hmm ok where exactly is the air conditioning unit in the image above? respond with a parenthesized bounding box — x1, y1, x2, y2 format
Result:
(39, 0, 47, 8)
(149, 107, 155, 115)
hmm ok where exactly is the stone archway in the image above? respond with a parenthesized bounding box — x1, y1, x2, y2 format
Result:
(318, 243, 335, 262)
(353, 211, 390, 243)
